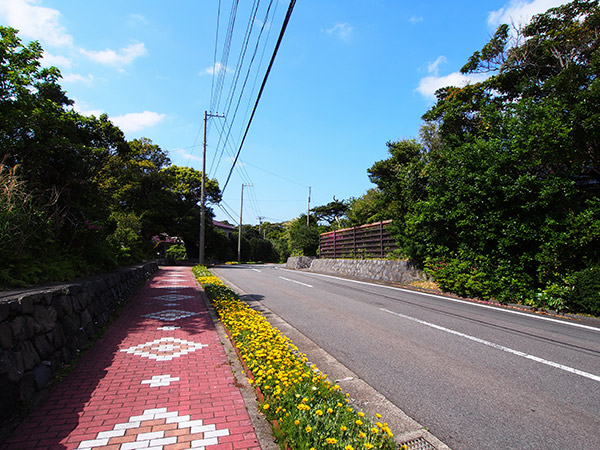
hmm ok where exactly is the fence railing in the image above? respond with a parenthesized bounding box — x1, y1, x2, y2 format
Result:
(319, 220, 398, 259)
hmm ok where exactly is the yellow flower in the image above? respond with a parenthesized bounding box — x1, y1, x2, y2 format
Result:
(341, 425, 347, 431)
(326, 438, 338, 444)
(358, 412, 365, 417)
(294, 420, 300, 426)
(316, 409, 324, 416)
(376, 422, 383, 428)
(356, 420, 363, 426)
(364, 444, 373, 450)
(345, 446, 354, 450)
(359, 432, 366, 438)
(327, 408, 333, 414)
(305, 425, 312, 433)
(262, 404, 270, 410)
(371, 427, 379, 434)
(376, 413, 382, 419)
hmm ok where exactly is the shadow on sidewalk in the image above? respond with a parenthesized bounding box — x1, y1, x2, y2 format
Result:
(2, 268, 215, 450)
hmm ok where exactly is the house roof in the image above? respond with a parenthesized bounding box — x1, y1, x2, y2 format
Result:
(213, 220, 236, 231)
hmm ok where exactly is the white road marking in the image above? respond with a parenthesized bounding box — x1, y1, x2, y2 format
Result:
(251, 268, 261, 272)
(278, 276, 313, 288)
(278, 268, 600, 333)
(381, 307, 600, 383)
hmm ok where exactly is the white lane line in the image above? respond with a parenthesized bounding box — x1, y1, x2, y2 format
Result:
(279, 268, 600, 333)
(278, 276, 313, 288)
(252, 268, 262, 272)
(381, 307, 600, 383)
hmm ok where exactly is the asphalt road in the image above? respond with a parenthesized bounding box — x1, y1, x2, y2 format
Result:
(210, 264, 600, 450)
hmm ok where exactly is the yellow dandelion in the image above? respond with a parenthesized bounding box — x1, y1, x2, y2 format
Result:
(358, 412, 365, 418)
(356, 420, 363, 426)
(305, 425, 312, 433)
(316, 409, 324, 416)
(341, 425, 347, 432)
(326, 438, 338, 444)
(262, 404, 270, 410)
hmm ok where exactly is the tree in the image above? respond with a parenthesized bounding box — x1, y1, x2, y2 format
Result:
(286, 214, 320, 256)
(372, 1, 600, 308)
(346, 189, 390, 226)
(311, 198, 348, 228)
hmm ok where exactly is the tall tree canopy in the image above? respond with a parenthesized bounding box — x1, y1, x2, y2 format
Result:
(370, 1, 600, 312)
(0, 27, 223, 287)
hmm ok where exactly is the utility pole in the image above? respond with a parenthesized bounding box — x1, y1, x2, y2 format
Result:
(306, 186, 311, 226)
(199, 111, 225, 265)
(257, 216, 265, 238)
(238, 183, 252, 262)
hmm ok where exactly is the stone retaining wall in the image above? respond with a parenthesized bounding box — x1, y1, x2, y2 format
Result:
(304, 258, 428, 284)
(0, 261, 158, 426)
(285, 256, 316, 270)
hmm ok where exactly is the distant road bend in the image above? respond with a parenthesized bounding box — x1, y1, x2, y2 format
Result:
(211, 264, 600, 450)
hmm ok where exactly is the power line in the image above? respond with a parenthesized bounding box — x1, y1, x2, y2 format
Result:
(211, 0, 240, 113)
(211, 0, 276, 178)
(221, 0, 297, 196)
(240, 158, 309, 187)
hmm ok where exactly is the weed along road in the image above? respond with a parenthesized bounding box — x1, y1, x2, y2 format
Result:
(210, 264, 600, 450)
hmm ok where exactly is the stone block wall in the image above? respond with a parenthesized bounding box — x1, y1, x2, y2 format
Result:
(285, 256, 316, 270)
(306, 258, 428, 284)
(0, 261, 158, 425)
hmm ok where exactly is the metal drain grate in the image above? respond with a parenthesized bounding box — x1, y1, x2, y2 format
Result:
(399, 436, 437, 450)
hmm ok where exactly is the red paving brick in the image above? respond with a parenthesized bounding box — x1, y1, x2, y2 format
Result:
(1, 267, 260, 450)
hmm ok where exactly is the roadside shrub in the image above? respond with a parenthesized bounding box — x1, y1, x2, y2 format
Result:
(565, 267, 600, 316)
(166, 244, 187, 260)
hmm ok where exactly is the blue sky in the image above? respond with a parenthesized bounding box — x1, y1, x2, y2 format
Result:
(0, 0, 570, 225)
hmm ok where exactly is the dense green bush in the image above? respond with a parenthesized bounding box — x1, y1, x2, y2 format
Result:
(166, 244, 187, 260)
(566, 267, 600, 316)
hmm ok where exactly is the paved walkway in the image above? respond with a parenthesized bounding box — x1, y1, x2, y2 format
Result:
(1, 267, 260, 450)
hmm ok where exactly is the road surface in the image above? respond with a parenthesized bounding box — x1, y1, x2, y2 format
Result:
(210, 264, 600, 450)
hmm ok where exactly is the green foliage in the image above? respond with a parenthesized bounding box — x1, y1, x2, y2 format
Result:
(369, 2, 600, 313)
(287, 215, 320, 256)
(107, 212, 144, 265)
(346, 189, 391, 226)
(0, 27, 226, 288)
(311, 198, 349, 228)
(565, 267, 600, 316)
(166, 244, 187, 260)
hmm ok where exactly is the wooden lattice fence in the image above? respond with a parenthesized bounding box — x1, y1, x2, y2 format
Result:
(319, 220, 398, 259)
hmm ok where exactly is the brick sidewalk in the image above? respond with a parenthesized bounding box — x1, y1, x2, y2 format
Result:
(1, 267, 260, 450)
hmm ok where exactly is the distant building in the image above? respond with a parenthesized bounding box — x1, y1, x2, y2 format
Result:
(213, 220, 235, 238)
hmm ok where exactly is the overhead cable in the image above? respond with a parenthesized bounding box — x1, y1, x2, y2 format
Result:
(221, 0, 297, 195)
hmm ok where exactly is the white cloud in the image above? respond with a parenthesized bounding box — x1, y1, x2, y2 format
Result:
(325, 22, 354, 41)
(111, 111, 167, 133)
(201, 62, 233, 76)
(0, 0, 73, 47)
(416, 72, 489, 101)
(409, 15, 424, 25)
(81, 42, 147, 69)
(62, 73, 94, 85)
(72, 99, 103, 118)
(173, 148, 202, 162)
(488, 0, 570, 28)
(42, 50, 73, 69)
(427, 56, 447, 76)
